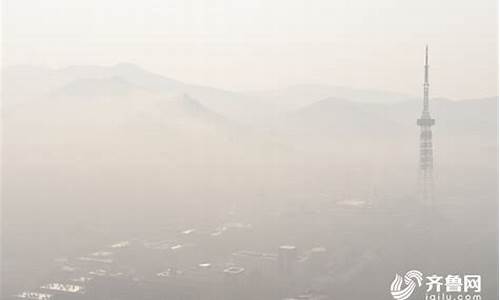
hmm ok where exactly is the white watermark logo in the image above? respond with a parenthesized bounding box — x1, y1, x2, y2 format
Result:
(390, 270, 424, 300)
(390, 271, 482, 300)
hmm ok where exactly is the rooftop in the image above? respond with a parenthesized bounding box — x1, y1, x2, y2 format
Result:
(15, 292, 53, 300)
(223, 266, 245, 275)
(40, 283, 84, 294)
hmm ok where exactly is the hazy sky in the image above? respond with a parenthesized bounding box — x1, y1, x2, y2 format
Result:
(2, 0, 498, 99)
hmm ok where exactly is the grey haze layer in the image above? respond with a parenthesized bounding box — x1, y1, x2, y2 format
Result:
(2, 64, 498, 299)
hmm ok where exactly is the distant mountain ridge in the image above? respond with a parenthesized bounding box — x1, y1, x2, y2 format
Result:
(4, 63, 497, 127)
(3, 63, 498, 140)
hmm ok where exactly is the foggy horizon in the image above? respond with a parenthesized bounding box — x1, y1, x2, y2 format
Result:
(3, 0, 498, 99)
(3, 61, 498, 101)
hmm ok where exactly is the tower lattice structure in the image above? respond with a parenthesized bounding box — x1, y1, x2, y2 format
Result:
(416, 46, 435, 207)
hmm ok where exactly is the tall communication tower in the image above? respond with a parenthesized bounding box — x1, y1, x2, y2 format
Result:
(416, 46, 435, 207)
